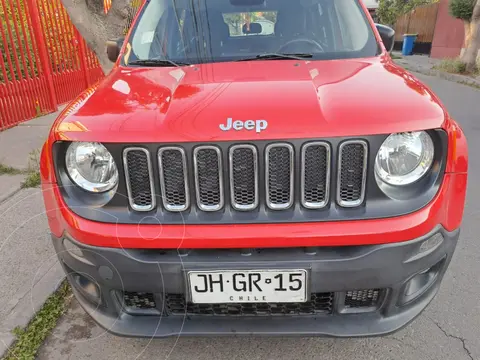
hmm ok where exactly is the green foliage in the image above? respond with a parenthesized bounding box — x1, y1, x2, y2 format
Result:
(449, 0, 475, 20)
(3, 282, 71, 360)
(433, 57, 480, 75)
(0, 163, 24, 175)
(21, 171, 41, 188)
(0, 0, 39, 83)
(223, 13, 246, 35)
(263, 11, 277, 23)
(20, 149, 41, 188)
(377, 0, 397, 26)
(0, 150, 41, 186)
(377, 0, 438, 26)
(434, 58, 468, 73)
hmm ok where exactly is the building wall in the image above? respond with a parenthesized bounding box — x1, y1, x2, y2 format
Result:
(431, 0, 464, 58)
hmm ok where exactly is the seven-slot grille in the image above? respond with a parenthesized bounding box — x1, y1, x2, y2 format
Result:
(123, 141, 368, 213)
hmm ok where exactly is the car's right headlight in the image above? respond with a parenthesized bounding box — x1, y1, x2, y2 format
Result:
(375, 131, 434, 186)
(65, 142, 118, 192)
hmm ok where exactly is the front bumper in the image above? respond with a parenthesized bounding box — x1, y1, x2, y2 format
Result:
(54, 226, 459, 337)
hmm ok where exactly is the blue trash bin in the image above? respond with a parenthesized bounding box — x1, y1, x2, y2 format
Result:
(402, 34, 417, 56)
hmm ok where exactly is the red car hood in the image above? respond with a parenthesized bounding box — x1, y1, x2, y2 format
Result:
(54, 56, 447, 143)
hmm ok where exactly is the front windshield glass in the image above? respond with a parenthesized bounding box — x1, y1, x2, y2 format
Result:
(129, 0, 378, 65)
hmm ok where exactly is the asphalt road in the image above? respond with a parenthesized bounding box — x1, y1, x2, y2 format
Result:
(38, 73, 480, 360)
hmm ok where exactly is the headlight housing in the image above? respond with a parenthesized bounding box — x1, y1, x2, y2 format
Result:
(65, 142, 118, 192)
(375, 131, 434, 186)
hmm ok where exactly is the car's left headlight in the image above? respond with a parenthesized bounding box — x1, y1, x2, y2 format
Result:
(65, 142, 118, 192)
(375, 131, 434, 186)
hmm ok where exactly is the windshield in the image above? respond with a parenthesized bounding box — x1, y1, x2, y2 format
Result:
(128, 0, 378, 65)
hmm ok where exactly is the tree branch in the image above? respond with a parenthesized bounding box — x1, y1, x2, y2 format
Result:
(61, 0, 129, 73)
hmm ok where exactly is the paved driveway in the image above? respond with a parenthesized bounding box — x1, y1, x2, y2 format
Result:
(38, 73, 479, 360)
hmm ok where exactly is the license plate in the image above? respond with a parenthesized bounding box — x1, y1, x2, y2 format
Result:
(188, 269, 308, 304)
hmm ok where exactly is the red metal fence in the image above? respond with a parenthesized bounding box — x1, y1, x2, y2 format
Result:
(0, 0, 113, 131)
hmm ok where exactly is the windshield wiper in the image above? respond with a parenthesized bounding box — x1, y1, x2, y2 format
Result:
(237, 53, 313, 62)
(129, 59, 190, 67)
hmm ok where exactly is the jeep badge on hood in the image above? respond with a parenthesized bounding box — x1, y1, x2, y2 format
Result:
(220, 118, 268, 133)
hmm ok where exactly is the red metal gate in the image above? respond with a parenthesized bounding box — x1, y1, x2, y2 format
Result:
(0, 0, 105, 131)
(36, 0, 103, 105)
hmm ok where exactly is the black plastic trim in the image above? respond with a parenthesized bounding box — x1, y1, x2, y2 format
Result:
(53, 226, 460, 337)
(52, 130, 448, 225)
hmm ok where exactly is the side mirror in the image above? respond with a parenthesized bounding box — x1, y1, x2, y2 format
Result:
(375, 24, 395, 52)
(242, 22, 262, 35)
(106, 37, 125, 63)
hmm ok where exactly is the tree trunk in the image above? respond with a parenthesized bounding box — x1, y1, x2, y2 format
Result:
(463, 20, 473, 49)
(463, 0, 480, 73)
(61, 0, 130, 74)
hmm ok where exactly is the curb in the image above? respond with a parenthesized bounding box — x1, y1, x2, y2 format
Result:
(394, 59, 480, 89)
(0, 187, 66, 358)
(0, 266, 66, 358)
(0, 185, 22, 206)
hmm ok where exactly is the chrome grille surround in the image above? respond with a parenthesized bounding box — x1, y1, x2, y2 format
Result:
(301, 141, 331, 209)
(193, 145, 224, 212)
(229, 144, 259, 211)
(123, 147, 156, 212)
(158, 147, 189, 212)
(337, 140, 368, 208)
(121, 140, 371, 214)
(265, 143, 294, 210)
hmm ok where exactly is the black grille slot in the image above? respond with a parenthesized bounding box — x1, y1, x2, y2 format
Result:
(302, 143, 330, 209)
(159, 148, 189, 211)
(123, 292, 156, 310)
(166, 292, 334, 316)
(124, 148, 154, 211)
(266, 144, 294, 210)
(344, 289, 382, 309)
(230, 145, 258, 210)
(194, 146, 223, 211)
(338, 141, 367, 207)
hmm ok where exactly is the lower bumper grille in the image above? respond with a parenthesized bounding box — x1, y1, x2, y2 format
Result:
(166, 292, 334, 316)
(120, 289, 385, 316)
(344, 289, 382, 309)
(123, 291, 156, 310)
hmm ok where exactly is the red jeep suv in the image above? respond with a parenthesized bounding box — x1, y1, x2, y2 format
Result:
(40, 0, 468, 337)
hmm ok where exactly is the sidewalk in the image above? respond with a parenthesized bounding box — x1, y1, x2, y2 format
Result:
(393, 52, 480, 88)
(0, 109, 61, 204)
(0, 110, 64, 358)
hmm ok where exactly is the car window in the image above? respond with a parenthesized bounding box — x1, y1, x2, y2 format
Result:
(128, 0, 377, 65)
(334, 0, 370, 51)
